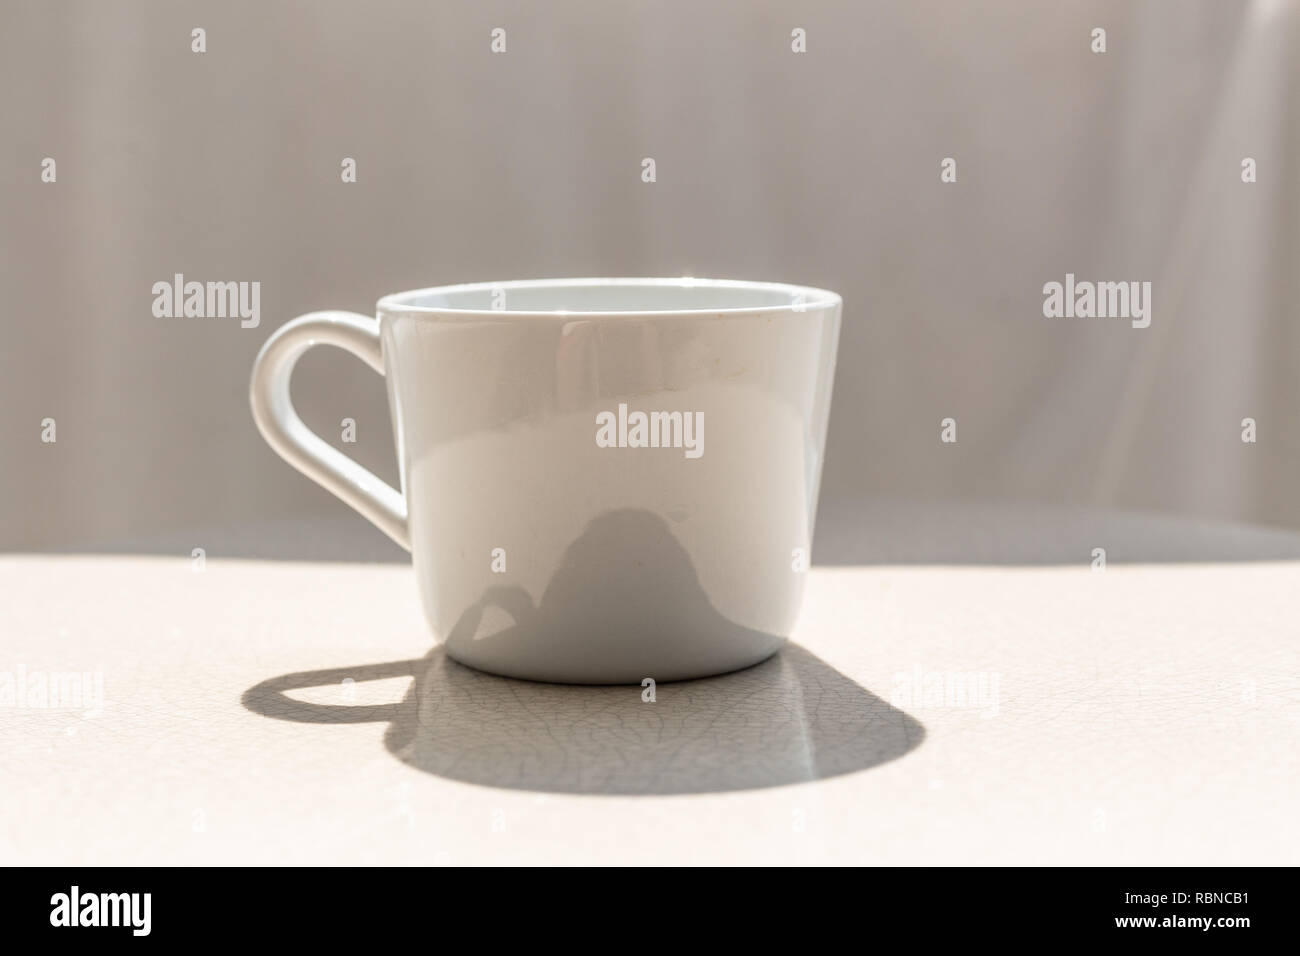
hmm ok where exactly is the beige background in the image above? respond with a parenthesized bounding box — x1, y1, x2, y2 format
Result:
(3, 0, 1299, 556)
(4, 512, 1297, 865)
(3, 3, 1298, 867)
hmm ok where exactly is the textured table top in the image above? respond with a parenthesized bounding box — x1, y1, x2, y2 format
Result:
(3, 504, 1298, 865)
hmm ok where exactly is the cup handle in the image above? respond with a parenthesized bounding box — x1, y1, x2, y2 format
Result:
(249, 311, 410, 551)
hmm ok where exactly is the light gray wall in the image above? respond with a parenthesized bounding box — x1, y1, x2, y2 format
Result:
(3, 0, 1298, 554)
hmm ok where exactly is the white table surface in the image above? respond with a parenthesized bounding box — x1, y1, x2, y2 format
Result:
(3, 503, 1298, 865)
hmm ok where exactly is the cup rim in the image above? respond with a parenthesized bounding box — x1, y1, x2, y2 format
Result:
(376, 277, 841, 318)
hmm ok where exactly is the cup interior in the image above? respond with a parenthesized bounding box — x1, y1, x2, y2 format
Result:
(378, 278, 840, 316)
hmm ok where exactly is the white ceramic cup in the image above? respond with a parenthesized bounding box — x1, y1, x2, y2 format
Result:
(250, 278, 841, 683)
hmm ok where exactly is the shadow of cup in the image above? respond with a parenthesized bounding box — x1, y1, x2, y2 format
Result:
(243, 644, 924, 795)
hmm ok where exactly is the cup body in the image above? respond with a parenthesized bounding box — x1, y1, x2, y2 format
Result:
(376, 278, 841, 683)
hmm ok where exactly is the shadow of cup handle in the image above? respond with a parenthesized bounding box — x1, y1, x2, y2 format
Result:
(241, 658, 421, 724)
(244, 587, 536, 725)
